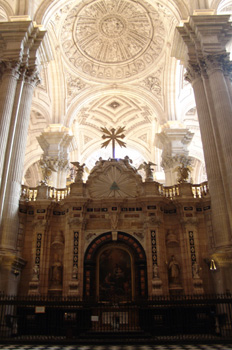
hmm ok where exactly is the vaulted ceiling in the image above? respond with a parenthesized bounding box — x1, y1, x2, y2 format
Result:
(0, 0, 231, 186)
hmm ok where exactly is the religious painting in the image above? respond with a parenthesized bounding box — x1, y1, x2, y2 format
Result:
(98, 247, 132, 301)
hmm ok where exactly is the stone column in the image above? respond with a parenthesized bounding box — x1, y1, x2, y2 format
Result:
(0, 18, 41, 188)
(0, 256, 26, 295)
(156, 124, 193, 186)
(204, 54, 232, 204)
(0, 68, 40, 252)
(0, 19, 46, 294)
(37, 125, 73, 188)
(186, 66, 231, 248)
(0, 70, 26, 222)
(175, 15, 232, 250)
(0, 62, 20, 186)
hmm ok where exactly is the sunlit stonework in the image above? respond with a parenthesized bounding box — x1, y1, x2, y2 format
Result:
(87, 160, 140, 198)
(61, 0, 165, 81)
(74, 0, 152, 63)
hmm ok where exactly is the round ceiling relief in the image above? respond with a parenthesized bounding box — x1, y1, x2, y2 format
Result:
(61, 0, 165, 82)
(74, 1, 152, 64)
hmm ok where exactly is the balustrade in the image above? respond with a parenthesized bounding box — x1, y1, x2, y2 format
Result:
(20, 182, 209, 202)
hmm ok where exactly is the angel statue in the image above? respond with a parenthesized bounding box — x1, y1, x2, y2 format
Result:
(138, 161, 156, 181)
(174, 163, 192, 183)
(71, 162, 87, 182)
(39, 156, 54, 185)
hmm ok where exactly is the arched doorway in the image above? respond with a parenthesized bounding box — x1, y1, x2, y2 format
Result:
(84, 232, 147, 301)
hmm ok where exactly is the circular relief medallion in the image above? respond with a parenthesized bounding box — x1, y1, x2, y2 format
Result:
(74, 0, 152, 64)
(60, 0, 165, 81)
(100, 15, 125, 38)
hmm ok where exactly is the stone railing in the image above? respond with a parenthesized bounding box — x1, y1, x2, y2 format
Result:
(21, 185, 70, 202)
(158, 181, 209, 199)
(20, 181, 209, 202)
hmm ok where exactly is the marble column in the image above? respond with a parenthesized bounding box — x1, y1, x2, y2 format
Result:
(37, 125, 73, 188)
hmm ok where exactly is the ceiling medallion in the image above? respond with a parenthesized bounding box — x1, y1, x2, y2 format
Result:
(74, 1, 152, 64)
(108, 101, 120, 109)
(61, 0, 165, 82)
(100, 15, 125, 38)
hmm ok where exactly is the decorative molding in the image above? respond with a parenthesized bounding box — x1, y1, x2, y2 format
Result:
(60, 0, 166, 82)
(66, 72, 87, 103)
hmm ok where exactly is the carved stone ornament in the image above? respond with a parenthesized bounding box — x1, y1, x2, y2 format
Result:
(141, 73, 162, 99)
(87, 158, 142, 198)
(205, 53, 232, 75)
(60, 0, 165, 82)
(66, 72, 87, 102)
(161, 154, 192, 172)
(0, 60, 21, 79)
(185, 63, 201, 84)
(25, 67, 41, 87)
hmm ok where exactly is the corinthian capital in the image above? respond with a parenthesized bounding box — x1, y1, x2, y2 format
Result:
(205, 53, 232, 74)
(185, 63, 201, 84)
(161, 155, 174, 170)
(25, 67, 41, 86)
(0, 60, 21, 79)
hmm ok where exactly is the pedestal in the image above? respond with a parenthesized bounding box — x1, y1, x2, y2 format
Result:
(152, 278, 163, 296)
(169, 284, 183, 295)
(193, 278, 204, 295)
(68, 280, 79, 296)
(36, 184, 50, 199)
(70, 182, 84, 197)
(28, 281, 40, 295)
(178, 182, 193, 197)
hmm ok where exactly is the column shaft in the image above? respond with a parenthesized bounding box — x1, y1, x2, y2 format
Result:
(192, 76, 231, 247)
(206, 66, 232, 200)
(0, 74, 25, 221)
(0, 72, 38, 251)
(0, 63, 20, 186)
(202, 73, 232, 231)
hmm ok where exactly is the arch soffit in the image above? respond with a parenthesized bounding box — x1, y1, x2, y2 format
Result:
(35, 0, 190, 26)
(0, 1, 14, 18)
(85, 231, 146, 264)
(211, 0, 232, 11)
(65, 86, 166, 129)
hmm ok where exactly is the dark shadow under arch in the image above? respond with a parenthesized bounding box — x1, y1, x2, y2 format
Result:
(84, 231, 147, 301)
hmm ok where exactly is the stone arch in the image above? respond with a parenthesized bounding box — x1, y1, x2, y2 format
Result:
(84, 231, 147, 301)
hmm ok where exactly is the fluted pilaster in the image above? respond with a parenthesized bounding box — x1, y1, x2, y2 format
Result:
(189, 70, 231, 248)
(0, 62, 20, 186)
(0, 69, 40, 251)
(204, 54, 232, 204)
(175, 15, 232, 253)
